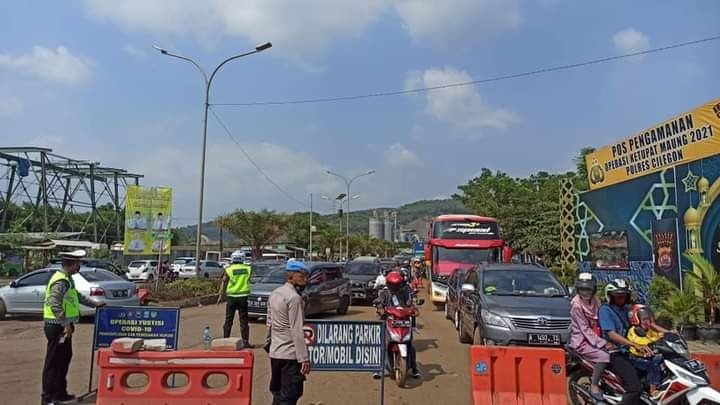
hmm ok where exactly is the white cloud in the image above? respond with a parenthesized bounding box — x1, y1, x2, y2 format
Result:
(405, 67, 516, 132)
(0, 96, 23, 116)
(393, 0, 522, 44)
(0, 46, 92, 85)
(82, 0, 388, 60)
(131, 141, 340, 218)
(385, 143, 419, 168)
(123, 44, 147, 58)
(613, 28, 650, 56)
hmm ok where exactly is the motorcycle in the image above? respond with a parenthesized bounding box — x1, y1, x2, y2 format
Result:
(567, 333, 720, 404)
(382, 306, 416, 388)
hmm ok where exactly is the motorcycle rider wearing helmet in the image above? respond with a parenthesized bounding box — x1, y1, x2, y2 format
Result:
(373, 271, 421, 379)
(598, 279, 649, 405)
(627, 304, 669, 399)
(569, 273, 612, 401)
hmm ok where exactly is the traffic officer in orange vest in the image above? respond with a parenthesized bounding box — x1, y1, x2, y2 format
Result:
(217, 252, 253, 348)
(42, 250, 104, 405)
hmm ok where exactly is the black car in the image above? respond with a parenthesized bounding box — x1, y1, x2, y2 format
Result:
(444, 267, 468, 330)
(247, 262, 351, 319)
(344, 261, 382, 304)
(49, 258, 127, 279)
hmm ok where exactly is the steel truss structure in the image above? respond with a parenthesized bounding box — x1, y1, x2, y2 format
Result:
(0, 147, 143, 244)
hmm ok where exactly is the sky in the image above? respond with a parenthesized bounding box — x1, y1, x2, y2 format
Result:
(1, 1, 719, 226)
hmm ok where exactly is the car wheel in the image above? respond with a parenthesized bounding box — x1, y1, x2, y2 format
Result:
(147, 274, 154, 281)
(0, 299, 6, 320)
(203, 273, 209, 278)
(337, 296, 350, 315)
(472, 325, 484, 345)
(444, 302, 451, 320)
(454, 311, 460, 330)
(458, 316, 472, 344)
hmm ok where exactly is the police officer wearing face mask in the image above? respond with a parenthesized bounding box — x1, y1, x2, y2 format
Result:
(42, 250, 104, 405)
(265, 260, 311, 405)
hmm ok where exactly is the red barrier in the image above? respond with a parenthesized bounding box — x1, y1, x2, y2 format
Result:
(692, 353, 720, 391)
(470, 345, 567, 405)
(96, 349, 254, 405)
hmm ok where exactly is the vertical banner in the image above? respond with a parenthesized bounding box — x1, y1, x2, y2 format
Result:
(651, 218, 681, 287)
(124, 186, 173, 255)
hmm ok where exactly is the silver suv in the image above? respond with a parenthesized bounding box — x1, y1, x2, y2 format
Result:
(457, 263, 570, 346)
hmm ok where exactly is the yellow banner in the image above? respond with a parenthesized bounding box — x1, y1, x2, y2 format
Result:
(124, 186, 172, 255)
(586, 98, 720, 190)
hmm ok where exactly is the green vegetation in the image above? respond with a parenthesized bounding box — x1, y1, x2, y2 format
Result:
(151, 278, 220, 301)
(684, 252, 720, 324)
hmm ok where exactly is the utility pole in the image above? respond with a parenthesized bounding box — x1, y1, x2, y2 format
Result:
(309, 193, 313, 260)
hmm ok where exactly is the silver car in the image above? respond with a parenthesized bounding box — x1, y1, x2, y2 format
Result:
(0, 267, 139, 319)
(178, 260, 225, 279)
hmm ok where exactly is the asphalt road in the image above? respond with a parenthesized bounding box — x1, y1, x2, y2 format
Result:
(0, 294, 471, 405)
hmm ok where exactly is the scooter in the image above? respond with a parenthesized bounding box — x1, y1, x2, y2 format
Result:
(567, 333, 720, 404)
(383, 306, 415, 388)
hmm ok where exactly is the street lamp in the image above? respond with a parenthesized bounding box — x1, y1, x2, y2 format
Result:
(326, 170, 375, 259)
(154, 42, 272, 271)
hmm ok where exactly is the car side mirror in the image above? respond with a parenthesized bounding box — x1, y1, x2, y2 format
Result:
(9, 281, 17, 288)
(416, 298, 425, 306)
(568, 286, 576, 296)
(461, 283, 475, 293)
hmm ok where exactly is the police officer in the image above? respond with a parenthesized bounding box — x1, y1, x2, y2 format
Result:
(42, 250, 104, 405)
(217, 252, 252, 348)
(266, 260, 310, 405)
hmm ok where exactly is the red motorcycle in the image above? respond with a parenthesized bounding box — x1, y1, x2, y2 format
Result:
(382, 302, 423, 387)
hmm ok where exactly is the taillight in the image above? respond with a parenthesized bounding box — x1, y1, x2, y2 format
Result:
(90, 287, 105, 296)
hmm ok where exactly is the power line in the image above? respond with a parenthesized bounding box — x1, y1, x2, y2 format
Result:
(212, 34, 720, 107)
(208, 106, 310, 209)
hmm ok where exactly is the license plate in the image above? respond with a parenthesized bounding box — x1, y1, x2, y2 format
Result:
(685, 359, 705, 373)
(112, 290, 128, 298)
(392, 320, 412, 328)
(249, 301, 266, 308)
(352, 292, 366, 298)
(528, 333, 561, 345)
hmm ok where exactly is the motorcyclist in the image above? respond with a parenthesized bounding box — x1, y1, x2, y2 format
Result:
(598, 279, 647, 405)
(373, 271, 421, 379)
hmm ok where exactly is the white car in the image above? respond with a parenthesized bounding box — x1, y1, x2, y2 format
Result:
(178, 260, 225, 279)
(171, 257, 195, 273)
(126, 260, 159, 282)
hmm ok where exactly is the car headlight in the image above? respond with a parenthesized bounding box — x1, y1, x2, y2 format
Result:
(481, 309, 509, 328)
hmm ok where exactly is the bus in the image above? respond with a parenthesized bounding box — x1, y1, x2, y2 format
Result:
(424, 214, 511, 310)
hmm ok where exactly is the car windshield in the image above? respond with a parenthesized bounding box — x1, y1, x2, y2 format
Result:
(128, 261, 145, 267)
(185, 261, 197, 266)
(482, 270, 565, 296)
(251, 264, 280, 283)
(345, 262, 379, 275)
(255, 267, 288, 284)
(80, 269, 125, 282)
(435, 247, 497, 265)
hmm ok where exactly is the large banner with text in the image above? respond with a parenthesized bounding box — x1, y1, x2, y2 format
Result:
(124, 185, 172, 255)
(585, 98, 720, 190)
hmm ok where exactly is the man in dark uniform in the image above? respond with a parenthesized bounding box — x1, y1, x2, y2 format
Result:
(42, 250, 104, 405)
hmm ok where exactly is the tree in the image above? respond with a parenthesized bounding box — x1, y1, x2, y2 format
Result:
(216, 210, 288, 259)
(286, 212, 328, 249)
(573, 147, 595, 192)
(684, 252, 720, 324)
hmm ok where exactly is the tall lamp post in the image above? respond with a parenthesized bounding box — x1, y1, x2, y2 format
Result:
(326, 170, 375, 259)
(154, 42, 272, 271)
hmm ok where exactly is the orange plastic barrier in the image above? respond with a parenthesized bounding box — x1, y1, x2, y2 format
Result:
(96, 349, 254, 405)
(692, 353, 720, 391)
(470, 345, 567, 405)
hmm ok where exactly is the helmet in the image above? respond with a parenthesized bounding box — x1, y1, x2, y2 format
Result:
(629, 304, 654, 326)
(575, 273, 597, 298)
(230, 252, 244, 263)
(411, 257, 421, 263)
(386, 271, 403, 287)
(605, 278, 631, 301)
(401, 259, 410, 268)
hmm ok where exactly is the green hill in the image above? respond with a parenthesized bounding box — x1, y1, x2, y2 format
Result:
(177, 198, 468, 242)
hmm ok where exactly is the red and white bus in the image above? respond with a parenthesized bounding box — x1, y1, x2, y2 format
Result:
(424, 214, 511, 309)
